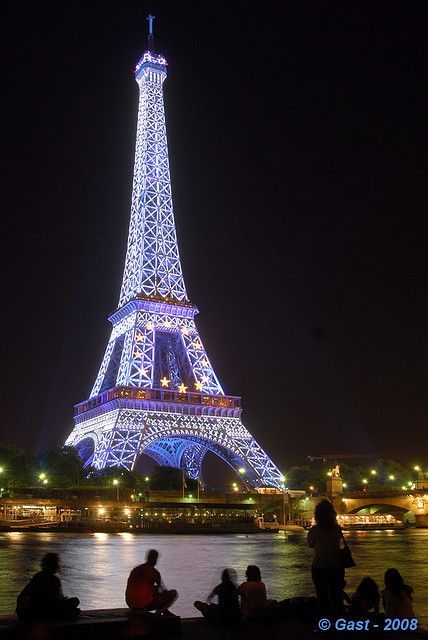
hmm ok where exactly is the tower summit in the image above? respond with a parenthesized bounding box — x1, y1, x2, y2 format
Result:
(65, 20, 283, 489)
(147, 14, 155, 51)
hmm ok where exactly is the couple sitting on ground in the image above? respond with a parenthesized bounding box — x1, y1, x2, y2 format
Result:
(348, 571, 415, 619)
(194, 564, 270, 622)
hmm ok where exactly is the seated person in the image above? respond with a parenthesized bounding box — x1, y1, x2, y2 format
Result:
(381, 568, 414, 618)
(16, 553, 80, 621)
(194, 568, 240, 622)
(125, 549, 178, 616)
(237, 565, 267, 620)
(349, 577, 380, 615)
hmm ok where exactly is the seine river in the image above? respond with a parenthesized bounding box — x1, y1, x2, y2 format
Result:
(0, 530, 426, 625)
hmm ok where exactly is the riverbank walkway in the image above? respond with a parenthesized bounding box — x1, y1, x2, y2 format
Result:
(0, 609, 426, 639)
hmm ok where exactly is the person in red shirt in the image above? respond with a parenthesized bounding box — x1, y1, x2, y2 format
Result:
(125, 549, 178, 616)
(237, 565, 267, 620)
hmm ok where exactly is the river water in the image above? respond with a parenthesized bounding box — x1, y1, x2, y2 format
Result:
(0, 530, 426, 625)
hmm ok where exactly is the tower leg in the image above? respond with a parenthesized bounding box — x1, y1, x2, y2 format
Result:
(179, 443, 207, 480)
(93, 427, 143, 470)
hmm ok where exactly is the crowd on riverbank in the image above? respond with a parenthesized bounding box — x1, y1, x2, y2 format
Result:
(13, 500, 417, 626)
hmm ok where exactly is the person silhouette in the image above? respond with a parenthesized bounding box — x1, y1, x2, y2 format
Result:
(307, 499, 345, 617)
(349, 577, 380, 615)
(125, 549, 178, 616)
(16, 553, 80, 621)
(194, 568, 240, 622)
(236, 565, 267, 620)
(381, 568, 415, 618)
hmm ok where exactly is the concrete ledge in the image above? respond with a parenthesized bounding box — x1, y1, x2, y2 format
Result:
(0, 610, 426, 640)
(0, 608, 181, 639)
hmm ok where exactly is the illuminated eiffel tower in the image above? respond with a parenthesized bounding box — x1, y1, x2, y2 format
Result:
(65, 17, 283, 489)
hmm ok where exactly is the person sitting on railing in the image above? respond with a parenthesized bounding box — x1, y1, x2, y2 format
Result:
(125, 549, 178, 617)
(16, 553, 80, 621)
(194, 568, 240, 623)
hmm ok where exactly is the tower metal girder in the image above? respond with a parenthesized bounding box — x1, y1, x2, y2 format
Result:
(119, 58, 187, 306)
(66, 43, 284, 490)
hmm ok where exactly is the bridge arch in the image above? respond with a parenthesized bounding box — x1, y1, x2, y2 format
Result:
(347, 503, 410, 521)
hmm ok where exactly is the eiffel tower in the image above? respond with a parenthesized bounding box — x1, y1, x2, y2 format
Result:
(65, 18, 283, 489)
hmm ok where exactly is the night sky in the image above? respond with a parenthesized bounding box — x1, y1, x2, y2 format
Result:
(2, 1, 427, 470)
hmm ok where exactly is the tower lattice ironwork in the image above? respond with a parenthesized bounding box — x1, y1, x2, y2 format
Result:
(65, 23, 283, 489)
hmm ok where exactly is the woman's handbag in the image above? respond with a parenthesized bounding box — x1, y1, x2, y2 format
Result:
(340, 530, 356, 568)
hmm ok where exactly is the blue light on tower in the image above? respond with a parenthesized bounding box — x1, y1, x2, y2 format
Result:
(65, 18, 283, 489)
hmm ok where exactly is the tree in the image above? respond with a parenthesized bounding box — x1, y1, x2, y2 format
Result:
(149, 465, 197, 491)
(285, 465, 327, 492)
(83, 467, 136, 489)
(36, 446, 85, 488)
(0, 445, 36, 487)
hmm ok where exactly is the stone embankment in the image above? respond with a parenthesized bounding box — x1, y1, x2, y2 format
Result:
(0, 609, 426, 640)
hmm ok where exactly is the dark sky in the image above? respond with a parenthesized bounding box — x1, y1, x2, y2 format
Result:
(2, 1, 427, 470)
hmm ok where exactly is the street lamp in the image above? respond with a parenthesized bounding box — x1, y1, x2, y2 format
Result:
(38, 473, 48, 486)
(113, 478, 120, 501)
(362, 479, 368, 485)
(370, 469, 377, 476)
(389, 475, 395, 481)
(0, 466, 4, 474)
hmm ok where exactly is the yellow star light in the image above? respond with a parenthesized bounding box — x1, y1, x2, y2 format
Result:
(194, 340, 202, 349)
(146, 321, 154, 330)
(136, 332, 144, 342)
(181, 327, 189, 335)
(202, 359, 208, 366)
(165, 319, 172, 327)
(178, 383, 188, 393)
(160, 376, 170, 388)
(195, 381, 203, 391)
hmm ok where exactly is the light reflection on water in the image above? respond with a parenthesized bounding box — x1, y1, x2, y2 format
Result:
(0, 530, 426, 625)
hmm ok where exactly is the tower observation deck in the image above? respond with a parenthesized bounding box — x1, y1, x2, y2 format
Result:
(65, 19, 283, 489)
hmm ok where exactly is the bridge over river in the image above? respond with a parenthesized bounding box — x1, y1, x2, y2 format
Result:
(330, 488, 428, 527)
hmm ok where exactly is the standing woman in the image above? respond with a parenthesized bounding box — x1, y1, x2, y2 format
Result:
(307, 500, 345, 617)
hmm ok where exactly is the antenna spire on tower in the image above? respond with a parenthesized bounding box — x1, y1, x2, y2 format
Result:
(147, 14, 155, 52)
